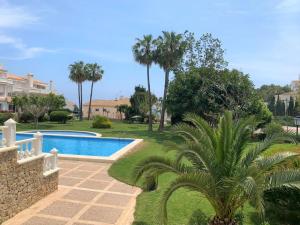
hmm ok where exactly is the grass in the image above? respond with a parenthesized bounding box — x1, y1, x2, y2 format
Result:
(16, 120, 300, 225)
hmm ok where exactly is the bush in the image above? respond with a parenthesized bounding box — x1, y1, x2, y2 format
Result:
(50, 111, 69, 123)
(0, 112, 14, 124)
(264, 187, 300, 225)
(92, 116, 112, 128)
(263, 122, 284, 136)
(19, 112, 34, 123)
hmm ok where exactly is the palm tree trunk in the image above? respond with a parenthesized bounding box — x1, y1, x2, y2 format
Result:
(80, 83, 83, 121)
(158, 69, 169, 131)
(88, 81, 94, 120)
(209, 216, 237, 225)
(147, 64, 153, 131)
(78, 83, 81, 120)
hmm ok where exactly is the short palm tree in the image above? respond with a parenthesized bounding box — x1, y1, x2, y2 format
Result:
(132, 35, 156, 131)
(154, 31, 186, 131)
(69, 61, 86, 120)
(85, 63, 104, 120)
(133, 111, 300, 225)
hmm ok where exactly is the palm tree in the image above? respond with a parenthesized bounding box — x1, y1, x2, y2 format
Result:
(69, 61, 86, 120)
(85, 63, 104, 120)
(133, 111, 300, 225)
(155, 31, 186, 131)
(132, 35, 156, 131)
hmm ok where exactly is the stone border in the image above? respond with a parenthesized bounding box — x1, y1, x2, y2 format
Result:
(57, 138, 143, 163)
(19, 130, 102, 137)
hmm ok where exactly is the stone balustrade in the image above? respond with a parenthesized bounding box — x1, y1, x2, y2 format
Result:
(0, 119, 59, 223)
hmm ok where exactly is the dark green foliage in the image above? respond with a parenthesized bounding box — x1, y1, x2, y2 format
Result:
(92, 116, 112, 128)
(127, 85, 157, 121)
(187, 210, 209, 225)
(50, 111, 69, 123)
(264, 187, 300, 225)
(268, 95, 275, 114)
(287, 96, 295, 116)
(263, 122, 284, 136)
(167, 67, 272, 125)
(19, 112, 34, 123)
(0, 112, 14, 125)
(275, 95, 286, 116)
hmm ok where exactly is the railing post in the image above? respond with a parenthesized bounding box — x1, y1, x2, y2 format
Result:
(33, 132, 43, 156)
(4, 119, 16, 147)
(50, 148, 58, 170)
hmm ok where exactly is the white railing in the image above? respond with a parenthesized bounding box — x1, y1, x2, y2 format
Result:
(43, 148, 58, 174)
(1, 119, 59, 174)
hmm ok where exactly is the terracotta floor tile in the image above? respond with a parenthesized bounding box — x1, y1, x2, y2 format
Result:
(59, 161, 80, 169)
(78, 180, 110, 190)
(63, 189, 99, 202)
(79, 206, 123, 224)
(59, 177, 83, 186)
(77, 164, 104, 171)
(64, 170, 93, 179)
(39, 200, 85, 218)
(96, 193, 132, 207)
(90, 172, 114, 182)
(22, 216, 67, 225)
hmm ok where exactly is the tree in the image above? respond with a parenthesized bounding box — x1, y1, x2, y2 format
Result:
(46, 93, 66, 113)
(268, 95, 275, 114)
(129, 85, 157, 120)
(133, 111, 300, 225)
(69, 61, 87, 120)
(116, 104, 129, 120)
(22, 95, 48, 128)
(155, 31, 186, 131)
(256, 84, 291, 103)
(85, 63, 104, 120)
(178, 31, 228, 71)
(287, 96, 295, 116)
(133, 35, 156, 131)
(167, 67, 271, 125)
(275, 95, 285, 116)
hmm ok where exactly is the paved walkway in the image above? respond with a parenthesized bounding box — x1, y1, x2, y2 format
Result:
(4, 160, 140, 225)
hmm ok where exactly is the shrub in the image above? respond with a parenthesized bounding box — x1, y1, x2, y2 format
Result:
(263, 122, 284, 136)
(264, 187, 300, 225)
(19, 112, 34, 123)
(92, 116, 112, 128)
(50, 111, 69, 123)
(0, 112, 14, 125)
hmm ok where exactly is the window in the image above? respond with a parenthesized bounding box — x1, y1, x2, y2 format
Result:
(95, 108, 99, 112)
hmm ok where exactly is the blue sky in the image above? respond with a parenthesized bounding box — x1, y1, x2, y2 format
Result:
(0, 0, 300, 103)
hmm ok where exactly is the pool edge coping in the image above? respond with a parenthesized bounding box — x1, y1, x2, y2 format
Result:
(57, 138, 144, 163)
(18, 130, 102, 138)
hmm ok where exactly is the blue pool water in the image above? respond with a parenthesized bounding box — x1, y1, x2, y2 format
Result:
(26, 130, 97, 136)
(1, 133, 133, 157)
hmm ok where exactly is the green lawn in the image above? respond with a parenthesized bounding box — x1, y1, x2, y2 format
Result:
(16, 120, 300, 225)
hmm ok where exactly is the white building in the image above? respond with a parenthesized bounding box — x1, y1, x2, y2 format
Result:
(0, 66, 54, 111)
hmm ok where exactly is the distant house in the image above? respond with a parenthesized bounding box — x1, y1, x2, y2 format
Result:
(83, 97, 130, 119)
(64, 100, 76, 112)
(0, 65, 55, 111)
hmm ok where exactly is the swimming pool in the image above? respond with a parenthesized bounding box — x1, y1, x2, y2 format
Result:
(0, 133, 139, 158)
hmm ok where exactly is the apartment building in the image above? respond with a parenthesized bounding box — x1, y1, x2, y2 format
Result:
(0, 66, 54, 111)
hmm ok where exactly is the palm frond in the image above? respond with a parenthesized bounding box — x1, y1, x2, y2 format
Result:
(266, 169, 300, 189)
(132, 156, 194, 184)
(158, 173, 215, 225)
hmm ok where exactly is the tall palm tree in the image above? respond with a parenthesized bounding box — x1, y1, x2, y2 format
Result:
(133, 111, 300, 225)
(155, 31, 186, 131)
(69, 61, 86, 120)
(85, 63, 104, 120)
(132, 35, 156, 131)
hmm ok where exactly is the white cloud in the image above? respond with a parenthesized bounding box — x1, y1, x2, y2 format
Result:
(0, 34, 55, 60)
(276, 0, 300, 13)
(0, 0, 38, 28)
